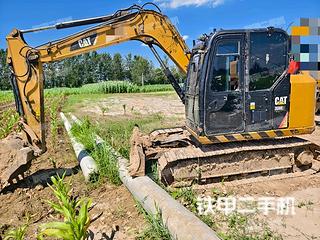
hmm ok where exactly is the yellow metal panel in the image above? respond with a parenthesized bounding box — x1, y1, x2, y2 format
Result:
(6, 31, 45, 150)
(289, 73, 316, 129)
(215, 135, 229, 143)
(264, 131, 277, 138)
(248, 132, 262, 140)
(291, 26, 310, 36)
(37, 11, 190, 74)
(232, 134, 246, 141)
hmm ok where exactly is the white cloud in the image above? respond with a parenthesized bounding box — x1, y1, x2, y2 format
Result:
(155, 0, 225, 8)
(141, 43, 148, 47)
(182, 35, 189, 40)
(244, 16, 286, 29)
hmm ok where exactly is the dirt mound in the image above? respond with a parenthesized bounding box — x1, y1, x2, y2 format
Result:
(0, 133, 34, 190)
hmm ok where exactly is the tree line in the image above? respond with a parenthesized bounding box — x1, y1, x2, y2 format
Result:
(0, 49, 185, 90)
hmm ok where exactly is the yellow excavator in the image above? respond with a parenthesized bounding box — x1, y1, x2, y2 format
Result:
(3, 3, 320, 188)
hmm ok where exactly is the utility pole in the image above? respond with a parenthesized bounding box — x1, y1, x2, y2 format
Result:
(141, 72, 144, 86)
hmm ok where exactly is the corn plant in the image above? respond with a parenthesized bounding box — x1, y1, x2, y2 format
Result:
(4, 224, 28, 240)
(46, 94, 64, 145)
(37, 174, 92, 240)
(0, 108, 19, 138)
(44, 81, 173, 96)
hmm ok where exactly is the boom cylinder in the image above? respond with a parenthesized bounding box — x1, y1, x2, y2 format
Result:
(20, 12, 129, 33)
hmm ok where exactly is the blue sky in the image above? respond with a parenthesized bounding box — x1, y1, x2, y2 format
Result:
(1, 0, 319, 65)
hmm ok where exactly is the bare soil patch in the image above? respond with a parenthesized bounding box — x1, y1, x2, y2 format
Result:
(69, 92, 185, 123)
(0, 116, 145, 239)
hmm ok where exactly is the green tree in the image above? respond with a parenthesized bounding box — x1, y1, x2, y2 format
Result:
(1, 48, 178, 90)
(170, 66, 186, 83)
(112, 53, 124, 81)
(151, 68, 166, 84)
(124, 53, 133, 81)
(131, 55, 153, 85)
(98, 53, 112, 81)
(0, 49, 11, 90)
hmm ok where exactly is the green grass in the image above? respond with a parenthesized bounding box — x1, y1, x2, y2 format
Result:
(168, 186, 282, 240)
(0, 91, 13, 103)
(218, 212, 282, 240)
(170, 187, 198, 212)
(96, 113, 164, 159)
(46, 93, 65, 145)
(136, 203, 172, 240)
(70, 118, 121, 185)
(169, 187, 218, 230)
(4, 224, 28, 240)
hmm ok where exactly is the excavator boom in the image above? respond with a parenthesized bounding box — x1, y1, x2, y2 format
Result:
(6, 4, 190, 153)
(3, 4, 190, 188)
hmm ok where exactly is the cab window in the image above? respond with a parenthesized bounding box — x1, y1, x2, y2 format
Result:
(211, 40, 240, 92)
(249, 31, 288, 91)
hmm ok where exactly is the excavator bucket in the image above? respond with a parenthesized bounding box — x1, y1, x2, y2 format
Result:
(0, 133, 35, 191)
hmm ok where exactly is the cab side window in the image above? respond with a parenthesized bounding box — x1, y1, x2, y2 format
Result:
(211, 40, 240, 92)
(249, 32, 288, 91)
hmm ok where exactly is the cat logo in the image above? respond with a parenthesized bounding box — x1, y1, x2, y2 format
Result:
(70, 33, 97, 51)
(78, 37, 92, 48)
(275, 96, 288, 106)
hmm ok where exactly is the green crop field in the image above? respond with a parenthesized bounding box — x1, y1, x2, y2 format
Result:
(0, 81, 174, 104)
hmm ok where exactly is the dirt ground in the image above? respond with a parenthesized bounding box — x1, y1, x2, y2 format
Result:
(0, 106, 146, 239)
(1, 92, 320, 239)
(194, 127, 320, 239)
(70, 92, 185, 122)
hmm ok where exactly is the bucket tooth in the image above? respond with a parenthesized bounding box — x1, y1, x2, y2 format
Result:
(311, 159, 320, 172)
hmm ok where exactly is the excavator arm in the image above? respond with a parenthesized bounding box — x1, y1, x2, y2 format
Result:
(6, 4, 190, 154)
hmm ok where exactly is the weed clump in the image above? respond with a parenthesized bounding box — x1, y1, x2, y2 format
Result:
(46, 93, 65, 145)
(4, 224, 28, 240)
(71, 118, 121, 185)
(136, 203, 172, 240)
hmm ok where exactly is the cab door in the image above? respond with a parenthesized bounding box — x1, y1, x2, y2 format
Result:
(204, 34, 245, 135)
(245, 30, 289, 132)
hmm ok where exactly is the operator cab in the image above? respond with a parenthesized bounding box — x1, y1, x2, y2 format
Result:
(185, 28, 290, 141)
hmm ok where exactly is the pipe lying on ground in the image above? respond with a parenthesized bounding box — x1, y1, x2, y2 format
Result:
(70, 113, 220, 240)
(60, 112, 98, 181)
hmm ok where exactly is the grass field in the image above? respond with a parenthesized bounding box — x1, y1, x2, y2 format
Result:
(0, 81, 174, 104)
